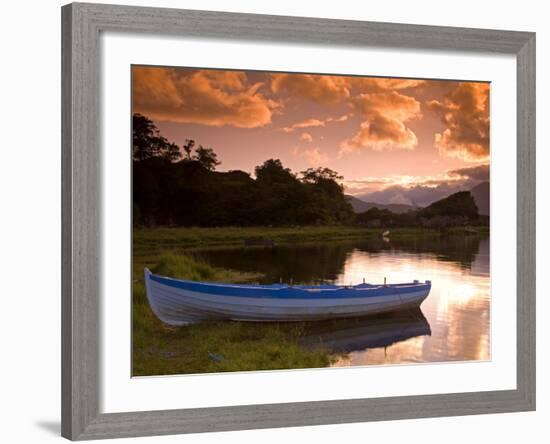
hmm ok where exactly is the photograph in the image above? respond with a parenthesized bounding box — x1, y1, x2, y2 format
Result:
(131, 65, 490, 376)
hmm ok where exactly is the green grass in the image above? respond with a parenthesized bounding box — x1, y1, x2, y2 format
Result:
(445, 225, 490, 235)
(133, 225, 481, 254)
(151, 252, 263, 283)
(132, 253, 334, 376)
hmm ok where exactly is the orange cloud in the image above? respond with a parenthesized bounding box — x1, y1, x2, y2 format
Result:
(132, 67, 279, 128)
(271, 73, 350, 104)
(351, 77, 425, 92)
(352, 91, 421, 121)
(281, 114, 349, 132)
(291, 118, 325, 129)
(427, 82, 490, 162)
(292, 146, 329, 165)
(341, 118, 418, 153)
(448, 164, 490, 181)
(340, 91, 422, 154)
(329, 114, 349, 123)
(271, 74, 425, 106)
(300, 132, 313, 143)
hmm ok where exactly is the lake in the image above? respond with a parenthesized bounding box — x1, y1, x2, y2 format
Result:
(191, 234, 490, 366)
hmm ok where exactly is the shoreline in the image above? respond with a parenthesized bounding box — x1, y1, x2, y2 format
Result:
(134, 225, 490, 250)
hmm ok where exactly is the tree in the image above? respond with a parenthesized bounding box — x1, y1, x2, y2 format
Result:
(132, 113, 182, 162)
(300, 167, 343, 184)
(182, 139, 195, 160)
(194, 145, 220, 171)
(255, 159, 296, 185)
(133, 113, 158, 161)
(299, 167, 353, 224)
(161, 141, 182, 162)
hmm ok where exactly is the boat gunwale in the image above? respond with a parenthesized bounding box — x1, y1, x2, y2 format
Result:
(145, 268, 432, 300)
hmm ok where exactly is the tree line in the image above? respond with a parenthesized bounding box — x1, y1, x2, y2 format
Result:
(133, 114, 354, 227)
(132, 114, 482, 228)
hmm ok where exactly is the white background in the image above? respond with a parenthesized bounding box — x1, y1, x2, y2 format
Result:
(0, 0, 546, 443)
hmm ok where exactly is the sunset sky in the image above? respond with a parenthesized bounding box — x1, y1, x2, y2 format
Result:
(132, 66, 490, 207)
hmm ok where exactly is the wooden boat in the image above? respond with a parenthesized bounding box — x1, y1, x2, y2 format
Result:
(144, 268, 431, 326)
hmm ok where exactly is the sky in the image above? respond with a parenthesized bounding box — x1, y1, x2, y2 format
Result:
(132, 65, 490, 207)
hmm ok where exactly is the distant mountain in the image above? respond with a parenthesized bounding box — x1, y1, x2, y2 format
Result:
(346, 195, 418, 214)
(356, 184, 460, 208)
(470, 182, 490, 216)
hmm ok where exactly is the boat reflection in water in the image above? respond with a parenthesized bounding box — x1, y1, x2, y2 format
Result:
(300, 308, 431, 354)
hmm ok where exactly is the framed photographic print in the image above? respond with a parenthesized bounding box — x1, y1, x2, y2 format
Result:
(61, 2, 536, 440)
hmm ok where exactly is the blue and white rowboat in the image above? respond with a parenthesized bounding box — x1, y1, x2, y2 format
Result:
(144, 268, 431, 326)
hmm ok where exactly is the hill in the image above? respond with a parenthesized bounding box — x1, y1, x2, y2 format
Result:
(417, 191, 478, 224)
(470, 182, 490, 216)
(345, 195, 418, 214)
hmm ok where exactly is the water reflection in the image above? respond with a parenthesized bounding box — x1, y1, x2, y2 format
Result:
(300, 308, 431, 353)
(194, 236, 491, 365)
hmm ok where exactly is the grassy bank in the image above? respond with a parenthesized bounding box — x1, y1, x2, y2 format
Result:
(132, 253, 334, 376)
(134, 225, 488, 252)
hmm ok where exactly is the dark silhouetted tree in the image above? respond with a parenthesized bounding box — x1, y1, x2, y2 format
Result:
(133, 113, 157, 161)
(162, 141, 181, 162)
(299, 167, 353, 224)
(182, 139, 195, 160)
(194, 145, 220, 171)
(132, 113, 181, 161)
(300, 167, 343, 184)
(255, 159, 296, 185)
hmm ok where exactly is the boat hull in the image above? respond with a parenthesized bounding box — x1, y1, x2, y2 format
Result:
(144, 269, 431, 326)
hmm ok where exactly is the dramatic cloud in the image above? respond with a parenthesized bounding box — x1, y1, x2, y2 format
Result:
(271, 73, 351, 104)
(281, 114, 349, 132)
(132, 67, 279, 128)
(351, 77, 425, 92)
(271, 75, 427, 155)
(427, 82, 490, 161)
(329, 114, 350, 123)
(300, 132, 313, 143)
(271, 74, 425, 106)
(449, 164, 490, 181)
(286, 118, 325, 130)
(345, 163, 489, 206)
(292, 146, 329, 165)
(340, 91, 422, 154)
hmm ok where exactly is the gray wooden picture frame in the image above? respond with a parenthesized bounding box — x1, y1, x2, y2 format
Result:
(61, 2, 536, 440)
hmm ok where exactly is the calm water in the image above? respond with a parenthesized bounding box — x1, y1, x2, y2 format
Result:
(192, 235, 490, 366)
